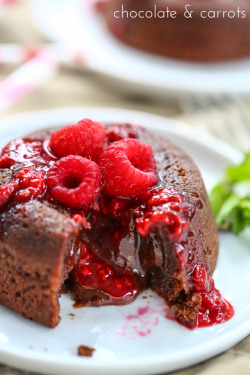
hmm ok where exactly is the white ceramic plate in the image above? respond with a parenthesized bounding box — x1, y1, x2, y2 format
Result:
(0, 107, 249, 375)
(31, 0, 250, 95)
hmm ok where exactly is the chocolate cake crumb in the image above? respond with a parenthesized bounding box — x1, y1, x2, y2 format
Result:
(59, 285, 68, 294)
(0, 169, 12, 186)
(77, 345, 95, 357)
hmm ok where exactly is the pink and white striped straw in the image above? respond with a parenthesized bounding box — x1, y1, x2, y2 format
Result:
(0, 49, 59, 113)
(0, 45, 86, 114)
(0, 44, 86, 66)
(0, 44, 43, 65)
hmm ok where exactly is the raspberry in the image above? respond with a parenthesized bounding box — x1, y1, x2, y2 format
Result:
(99, 138, 157, 197)
(47, 155, 102, 208)
(105, 123, 141, 143)
(49, 119, 106, 161)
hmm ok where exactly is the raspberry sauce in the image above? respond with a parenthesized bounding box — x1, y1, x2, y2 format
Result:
(192, 264, 234, 328)
(0, 138, 55, 209)
(72, 243, 139, 306)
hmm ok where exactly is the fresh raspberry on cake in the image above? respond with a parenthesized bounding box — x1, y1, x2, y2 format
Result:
(49, 119, 106, 161)
(47, 155, 102, 208)
(99, 138, 158, 197)
(105, 123, 141, 143)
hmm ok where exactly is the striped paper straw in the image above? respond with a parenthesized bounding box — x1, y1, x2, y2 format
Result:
(0, 49, 59, 113)
(0, 44, 86, 67)
(0, 44, 43, 65)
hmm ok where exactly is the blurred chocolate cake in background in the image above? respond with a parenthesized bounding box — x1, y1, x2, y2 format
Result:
(100, 0, 250, 62)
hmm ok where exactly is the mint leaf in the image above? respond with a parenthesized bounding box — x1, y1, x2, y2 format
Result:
(227, 152, 250, 182)
(210, 153, 250, 235)
(210, 182, 232, 217)
(232, 197, 250, 234)
(215, 193, 240, 230)
(210, 186, 250, 235)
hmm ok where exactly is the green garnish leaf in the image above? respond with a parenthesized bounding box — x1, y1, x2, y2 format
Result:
(210, 152, 250, 235)
(231, 197, 250, 234)
(210, 182, 232, 217)
(226, 152, 250, 182)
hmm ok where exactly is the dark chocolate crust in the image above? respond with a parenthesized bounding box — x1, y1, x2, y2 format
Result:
(0, 201, 79, 327)
(141, 130, 218, 273)
(104, 0, 250, 62)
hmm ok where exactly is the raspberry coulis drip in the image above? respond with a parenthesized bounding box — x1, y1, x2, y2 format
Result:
(192, 264, 234, 328)
(0, 122, 234, 329)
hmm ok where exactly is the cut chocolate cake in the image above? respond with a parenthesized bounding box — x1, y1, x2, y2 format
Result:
(0, 120, 234, 329)
(0, 201, 79, 327)
(100, 0, 250, 62)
